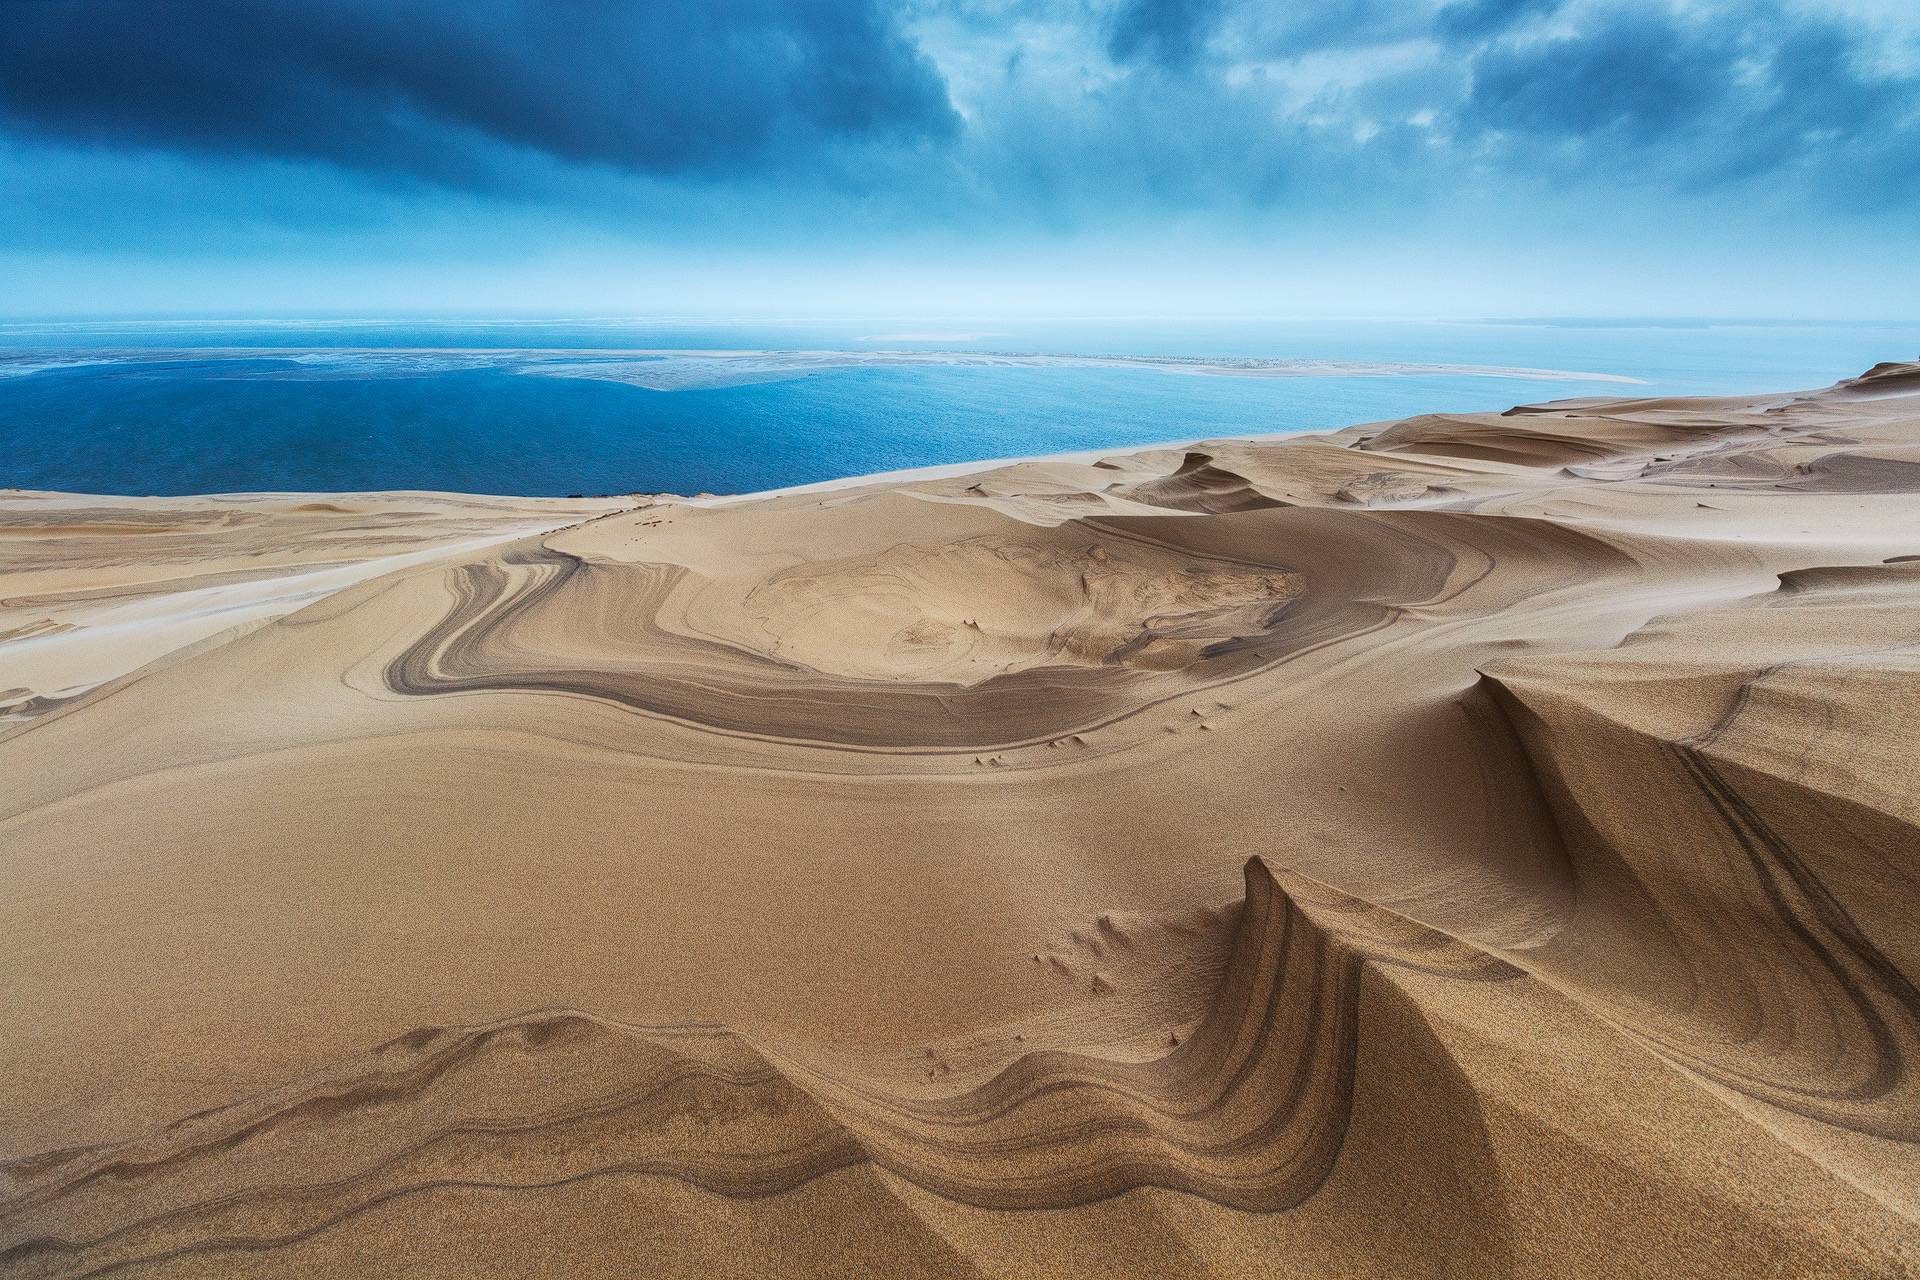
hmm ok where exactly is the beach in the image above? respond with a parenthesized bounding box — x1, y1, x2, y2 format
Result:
(2, 362, 1917, 1277)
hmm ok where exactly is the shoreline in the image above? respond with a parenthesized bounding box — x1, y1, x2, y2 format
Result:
(0, 429, 1317, 508)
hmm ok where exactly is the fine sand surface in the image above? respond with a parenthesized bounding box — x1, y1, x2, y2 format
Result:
(2, 363, 1918, 1277)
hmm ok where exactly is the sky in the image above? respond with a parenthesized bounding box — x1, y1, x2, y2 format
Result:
(0, 0, 1916, 320)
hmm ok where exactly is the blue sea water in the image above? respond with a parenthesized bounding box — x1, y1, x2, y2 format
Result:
(1, 319, 1914, 497)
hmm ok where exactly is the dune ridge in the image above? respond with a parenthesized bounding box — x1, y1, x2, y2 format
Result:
(0, 858, 1394, 1279)
(2, 365, 1918, 1276)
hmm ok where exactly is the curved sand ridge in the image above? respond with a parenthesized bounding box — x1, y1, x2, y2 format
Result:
(1, 859, 1417, 1278)
(376, 478, 1636, 754)
(3, 365, 1920, 1276)
(382, 516, 1311, 750)
(0, 491, 629, 724)
(1483, 556, 1920, 1210)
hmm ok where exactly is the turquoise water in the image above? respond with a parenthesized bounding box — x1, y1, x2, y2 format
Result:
(1, 319, 1914, 496)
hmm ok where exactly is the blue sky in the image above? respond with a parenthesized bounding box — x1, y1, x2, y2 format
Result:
(1, 0, 1915, 319)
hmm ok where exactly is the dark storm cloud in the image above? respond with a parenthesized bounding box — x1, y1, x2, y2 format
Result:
(0, 0, 958, 184)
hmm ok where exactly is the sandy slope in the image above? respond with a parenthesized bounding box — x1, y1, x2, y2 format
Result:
(2, 364, 1917, 1277)
(0, 491, 632, 724)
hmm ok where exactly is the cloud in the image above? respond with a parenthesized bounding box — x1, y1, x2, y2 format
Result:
(0, 0, 959, 186)
(1452, 2, 1920, 203)
(0, 0, 1915, 259)
(1107, 0, 1224, 68)
(1462, 8, 1725, 141)
(1433, 0, 1560, 43)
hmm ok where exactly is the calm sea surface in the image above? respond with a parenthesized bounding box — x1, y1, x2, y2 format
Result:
(2, 319, 1914, 496)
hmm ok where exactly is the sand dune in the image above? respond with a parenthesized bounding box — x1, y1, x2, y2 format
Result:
(0, 491, 629, 724)
(2, 366, 1918, 1276)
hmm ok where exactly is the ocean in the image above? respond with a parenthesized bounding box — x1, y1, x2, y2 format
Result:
(2, 318, 1914, 497)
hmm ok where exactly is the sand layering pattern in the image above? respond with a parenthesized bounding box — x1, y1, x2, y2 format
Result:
(2, 363, 1918, 1276)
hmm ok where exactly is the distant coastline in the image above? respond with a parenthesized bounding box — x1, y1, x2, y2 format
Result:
(518, 349, 1649, 393)
(0, 346, 1644, 392)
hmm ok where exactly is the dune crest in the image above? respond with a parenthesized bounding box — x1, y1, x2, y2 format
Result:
(3, 365, 1919, 1276)
(0, 858, 1386, 1278)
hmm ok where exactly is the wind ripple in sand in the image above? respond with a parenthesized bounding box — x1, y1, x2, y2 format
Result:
(1481, 559, 1920, 1203)
(377, 498, 1643, 755)
(381, 530, 1315, 750)
(0, 859, 1426, 1278)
